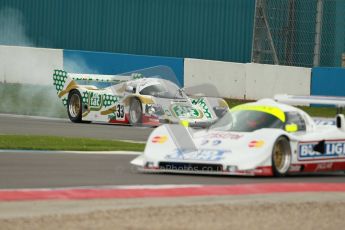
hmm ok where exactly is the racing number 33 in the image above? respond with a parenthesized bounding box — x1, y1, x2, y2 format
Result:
(116, 104, 124, 119)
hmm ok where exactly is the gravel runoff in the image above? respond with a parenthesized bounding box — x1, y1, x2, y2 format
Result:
(1, 192, 345, 230)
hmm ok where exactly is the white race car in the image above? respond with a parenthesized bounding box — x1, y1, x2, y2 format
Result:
(131, 95, 345, 176)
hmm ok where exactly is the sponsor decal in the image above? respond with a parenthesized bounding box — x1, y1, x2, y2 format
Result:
(89, 92, 102, 110)
(288, 164, 302, 172)
(165, 149, 229, 161)
(314, 119, 335, 126)
(171, 104, 202, 119)
(152, 135, 168, 144)
(200, 139, 221, 146)
(191, 98, 213, 119)
(108, 113, 116, 121)
(205, 132, 243, 140)
(298, 141, 345, 160)
(88, 92, 120, 112)
(248, 140, 264, 148)
(234, 167, 272, 176)
(212, 140, 222, 146)
(315, 162, 333, 171)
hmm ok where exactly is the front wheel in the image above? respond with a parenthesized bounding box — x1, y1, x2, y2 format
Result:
(129, 98, 142, 125)
(272, 136, 292, 177)
(67, 90, 83, 123)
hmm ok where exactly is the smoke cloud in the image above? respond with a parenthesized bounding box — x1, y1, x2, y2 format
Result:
(0, 7, 33, 46)
(64, 55, 100, 74)
(0, 7, 66, 118)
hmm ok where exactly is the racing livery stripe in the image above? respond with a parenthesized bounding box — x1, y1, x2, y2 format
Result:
(1, 183, 345, 201)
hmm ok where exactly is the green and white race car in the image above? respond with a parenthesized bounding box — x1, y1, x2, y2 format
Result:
(53, 66, 228, 127)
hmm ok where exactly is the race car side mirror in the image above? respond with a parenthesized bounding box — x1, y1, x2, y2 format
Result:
(336, 114, 345, 131)
(285, 123, 298, 133)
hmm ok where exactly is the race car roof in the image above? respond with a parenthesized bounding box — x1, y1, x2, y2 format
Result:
(231, 99, 304, 122)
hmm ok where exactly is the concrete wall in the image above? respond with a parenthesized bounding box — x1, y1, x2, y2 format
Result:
(0, 45, 63, 85)
(245, 63, 311, 100)
(184, 58, 246, 98)
(184, 58, 311, 99)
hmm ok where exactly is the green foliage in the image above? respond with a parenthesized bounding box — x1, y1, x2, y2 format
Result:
(0, 135, 145, 151)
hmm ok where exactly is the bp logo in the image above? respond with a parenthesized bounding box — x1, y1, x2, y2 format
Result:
(171, 104, 202, 119)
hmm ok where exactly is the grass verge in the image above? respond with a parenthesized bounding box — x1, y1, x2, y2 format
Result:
(0, 135, 145, 151)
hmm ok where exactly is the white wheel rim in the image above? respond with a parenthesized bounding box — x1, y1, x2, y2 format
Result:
(130, 100, 141, 123)
(69, 94, 81, 118)
(273, 139, 291, 174)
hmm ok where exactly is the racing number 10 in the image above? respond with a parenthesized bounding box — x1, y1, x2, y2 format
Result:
(116, 104, 125, 119)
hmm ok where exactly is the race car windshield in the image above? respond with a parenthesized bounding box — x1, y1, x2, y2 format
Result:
(211, 110, 284, 132)
(139, 80, 186, 99)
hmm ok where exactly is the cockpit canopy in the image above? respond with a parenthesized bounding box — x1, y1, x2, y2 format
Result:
(211, 104, 306, 132)
(138, 79, 186, 99)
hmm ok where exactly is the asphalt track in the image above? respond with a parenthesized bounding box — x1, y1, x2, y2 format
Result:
(0, 113, 153, 142)
(0, 151, 344, 189)
(0, 114, 344, 190)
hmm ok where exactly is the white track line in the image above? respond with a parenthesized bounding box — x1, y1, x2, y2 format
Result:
(0, 113, 68, 121)
(0, 184, 204, 191)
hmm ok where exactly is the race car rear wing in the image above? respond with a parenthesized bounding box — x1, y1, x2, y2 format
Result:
(53, 69, 142, 97)
(275, 94, 345, 129)
(55, 69, 135, 84)
(274, 94, 345, 107)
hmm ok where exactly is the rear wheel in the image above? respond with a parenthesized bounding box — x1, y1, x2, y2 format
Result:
(129, 98, 142, 125)
(67, 90, 83, 123)
(272, 136, 292, 177)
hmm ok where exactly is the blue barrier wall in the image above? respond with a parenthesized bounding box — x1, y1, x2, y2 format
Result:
(63, 50, 184, 86)
(311, 67, 345, 96)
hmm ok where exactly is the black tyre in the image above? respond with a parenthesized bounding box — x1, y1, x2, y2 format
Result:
(272, 136, 292, 177)
(67, 90, 83, 123)
(129, 98, 142, 125)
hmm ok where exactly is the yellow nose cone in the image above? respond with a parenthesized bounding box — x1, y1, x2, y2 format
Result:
(180, 120, 189, 127)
